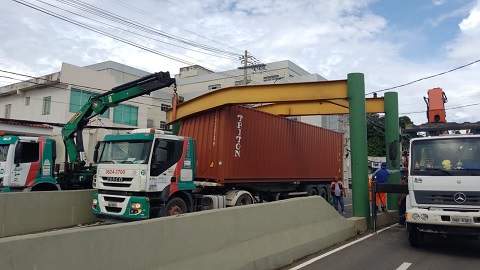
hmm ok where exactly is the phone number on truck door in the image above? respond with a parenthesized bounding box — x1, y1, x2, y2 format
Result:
(105, 169, 126, 174)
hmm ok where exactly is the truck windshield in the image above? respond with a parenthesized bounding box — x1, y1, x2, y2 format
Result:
(0, 145, 9, 162)
(411, 137, 480, 176)
(98, 141, 152, 164)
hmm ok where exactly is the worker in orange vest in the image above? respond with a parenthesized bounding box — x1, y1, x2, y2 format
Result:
(330, 176, 346, 215)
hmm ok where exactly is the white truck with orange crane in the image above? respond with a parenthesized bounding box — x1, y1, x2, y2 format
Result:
(403, 88, 480, 247)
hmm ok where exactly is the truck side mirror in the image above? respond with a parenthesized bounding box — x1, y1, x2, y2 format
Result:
(389, 141, 397, 167)
(14, 143, 23, 164)
(93, 142, 100, 163)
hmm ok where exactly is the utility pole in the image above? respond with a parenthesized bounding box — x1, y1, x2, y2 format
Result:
(243, 50, 248, 85)
(238, 50, 266, 85)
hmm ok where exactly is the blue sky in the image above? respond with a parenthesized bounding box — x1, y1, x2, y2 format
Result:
(1, 0, 479, 125)
(370, 0, 472, 60)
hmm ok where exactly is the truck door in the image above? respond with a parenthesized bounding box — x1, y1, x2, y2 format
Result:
(11, 141, 41, 188)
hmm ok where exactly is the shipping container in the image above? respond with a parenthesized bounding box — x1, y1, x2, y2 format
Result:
(179, 105, 343, 184)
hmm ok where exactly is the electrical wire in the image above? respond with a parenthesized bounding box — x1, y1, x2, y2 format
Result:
(367, 59, 480, 95)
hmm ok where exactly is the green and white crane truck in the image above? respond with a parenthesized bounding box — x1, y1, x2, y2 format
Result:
(0, 72, 176, 192)
(92, 105, 343, 220)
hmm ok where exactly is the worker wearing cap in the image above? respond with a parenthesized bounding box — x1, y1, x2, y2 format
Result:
(371, 161, 400, 212)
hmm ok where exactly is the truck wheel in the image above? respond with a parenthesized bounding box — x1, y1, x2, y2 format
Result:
(164, 197, 187, 216)
(235, 194, 253, 206)
(407, 224, 423, 247)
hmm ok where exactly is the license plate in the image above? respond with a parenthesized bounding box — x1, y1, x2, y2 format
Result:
(451, 216, 473, 224)
(107, 202, 118, 207)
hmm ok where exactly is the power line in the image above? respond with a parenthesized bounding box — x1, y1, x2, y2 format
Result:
(366, 59, 480, 95)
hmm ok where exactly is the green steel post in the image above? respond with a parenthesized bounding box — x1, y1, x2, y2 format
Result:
(348, 73, 370, 225)
(384, 92, 400, 210)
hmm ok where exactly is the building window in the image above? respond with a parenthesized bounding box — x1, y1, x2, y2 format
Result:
(235, 80, 244, 86)
(25, 97, 30, 106)
(70, 88, 109, 118)
(160, 121, 167, 130)
(147, 119, 154, 128)
(42, 96, 51, 115)
(263, 75, 280, 82)
(208, 84, 221, 90)
(161, 103, 171, 112)
(113, 104, 138, 126)
(5, 104, 11, 118)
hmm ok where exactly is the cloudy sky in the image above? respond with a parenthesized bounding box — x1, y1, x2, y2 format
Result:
(1, 0, 479, 125)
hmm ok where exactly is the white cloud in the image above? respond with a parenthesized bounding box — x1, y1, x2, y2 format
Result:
(459, 0, 480, 31)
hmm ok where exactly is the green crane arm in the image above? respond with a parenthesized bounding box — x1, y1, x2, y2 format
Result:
(61, 71, 176, 166)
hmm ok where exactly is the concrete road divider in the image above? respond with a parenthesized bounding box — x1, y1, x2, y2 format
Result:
(0, 190, 98, 238)
(0, 196, 354, 270)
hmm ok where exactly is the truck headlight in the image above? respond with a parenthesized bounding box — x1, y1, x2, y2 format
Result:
(130, 202, 142, 214)
(412, 213, 420, 221)
(92, 198, 98, 209)
(420, 214, 428, 221)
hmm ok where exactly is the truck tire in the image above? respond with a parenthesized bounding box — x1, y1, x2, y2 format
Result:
(164, 197, 187, 216)
(407, 224, 424, 247)
(319, 187, 328, 201)
(306, 186, 319, 196)
(235, 194, 253, 206)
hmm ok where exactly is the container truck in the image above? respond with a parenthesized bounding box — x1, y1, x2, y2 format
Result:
(0, 72, 176, 192)
(92, 105, 343, 220)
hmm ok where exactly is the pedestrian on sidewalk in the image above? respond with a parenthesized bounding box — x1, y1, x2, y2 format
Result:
(330, 176, 346, 215)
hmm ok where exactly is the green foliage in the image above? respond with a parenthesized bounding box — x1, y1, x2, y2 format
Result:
(366, 114, 415, 156)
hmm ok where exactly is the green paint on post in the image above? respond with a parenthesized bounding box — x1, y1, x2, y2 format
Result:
(348, 73, 370, 226)
(384, 92, 401, 210)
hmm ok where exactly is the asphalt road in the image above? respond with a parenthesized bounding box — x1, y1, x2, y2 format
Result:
(281, 224, 480, 270)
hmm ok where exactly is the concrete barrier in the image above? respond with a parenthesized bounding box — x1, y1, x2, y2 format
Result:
(0, 189, 98, 238)
(0, 196, 354, 270)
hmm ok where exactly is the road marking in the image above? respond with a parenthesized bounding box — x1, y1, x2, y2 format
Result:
(345, 204, 352, 206)
(396, 262, 412, 270)
(289, 224, 397, 270)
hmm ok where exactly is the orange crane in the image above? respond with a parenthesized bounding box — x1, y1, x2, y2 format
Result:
(424, 87, 447, 123)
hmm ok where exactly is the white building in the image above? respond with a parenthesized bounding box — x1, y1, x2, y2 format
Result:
(0, 59, 351, 180)
(0, 61, 174, 162)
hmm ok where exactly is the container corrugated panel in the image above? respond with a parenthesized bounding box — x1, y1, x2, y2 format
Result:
(179, 105, 343, 184)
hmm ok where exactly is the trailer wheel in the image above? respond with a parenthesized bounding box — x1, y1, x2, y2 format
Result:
(164, 197, 187, 216)
(307, 187, 319, 196)
(407, 224, 424, 248)
(235, 194, 253, 206)
(319, 188, 328, 201)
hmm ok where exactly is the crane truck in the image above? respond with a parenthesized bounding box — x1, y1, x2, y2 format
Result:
(402, 88, 480, 247)
(92, 105, 343, 220)
(0, 72, 176, 192)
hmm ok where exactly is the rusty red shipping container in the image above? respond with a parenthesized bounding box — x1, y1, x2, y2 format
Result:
(179, 105, 343, 184)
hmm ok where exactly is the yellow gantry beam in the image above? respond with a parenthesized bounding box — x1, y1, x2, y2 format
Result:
(254, 98, 385, 116)
(166, 80, 385, 123)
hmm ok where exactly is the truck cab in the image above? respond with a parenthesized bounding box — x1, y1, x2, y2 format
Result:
(406, 134, 480, 246)
(92, 129, 197, 220)
(0, 136, 58, 192)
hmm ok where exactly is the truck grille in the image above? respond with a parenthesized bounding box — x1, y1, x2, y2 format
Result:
(101, 177, 133, 188)
(414, 190, 480, 206)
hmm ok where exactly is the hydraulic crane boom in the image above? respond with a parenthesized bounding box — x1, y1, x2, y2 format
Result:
(61, 71, 176, 167)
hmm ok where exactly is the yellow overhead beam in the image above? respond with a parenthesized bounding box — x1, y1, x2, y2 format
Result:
(254, 98, 385, 116)
(167, 80, 348, 123)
